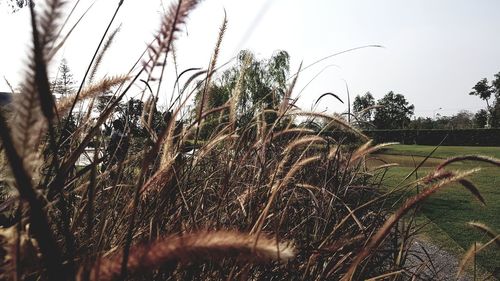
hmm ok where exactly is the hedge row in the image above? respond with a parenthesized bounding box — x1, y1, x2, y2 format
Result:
(363, 129, 500, 146)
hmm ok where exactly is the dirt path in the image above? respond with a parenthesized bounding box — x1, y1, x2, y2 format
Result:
(405, 238, 495, 280)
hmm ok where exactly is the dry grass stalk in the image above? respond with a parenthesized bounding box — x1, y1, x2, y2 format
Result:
(456, 222, 500, 278)
(0, 110, 63, 280)
(200, 12, 227, 114)
(328, 145, 341, 160)
(351, 142, 398, 163)
(278, 62, 302, 116)
(0, 226, 16, 280)
(467, 222, 500, 248)
(365, 270, 403, 281)
(458, 179, 486, 206)
(271, 127, 314, 139)
(422, 170, 454, 184)
(355, 105, 383, 118)
(456, 235, 500, 279)
(160, 85, 202, 168)
(9, 85, 46, 179)
(144, 0, 200, 74)
(230, 53, 252, 129)
(437, 155, 500, 171)
(273, 136, 326, 181)
(85, 231, 295, 281)
(278, 155, 322, 193)
(88, 25, 122, 83)
(56, 75, 130, 115)
(456, 242, 481, 279)
(39, 0, 66, 53)
(369, 163, 399, 172)
(0, 224, 41, 280)
(139, 156, 177, 198)
(252, 155, 322, 236)
(286, 110, 369, 141)
(191, 133, 238, 167)
(197, 104, 230, 125)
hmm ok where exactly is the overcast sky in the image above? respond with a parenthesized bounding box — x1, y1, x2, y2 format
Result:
(1, 0, 500, 117)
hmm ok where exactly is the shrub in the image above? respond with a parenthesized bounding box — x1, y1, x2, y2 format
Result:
(365, 129, 500, 146)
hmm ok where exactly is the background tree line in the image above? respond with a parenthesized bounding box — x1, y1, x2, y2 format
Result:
(53, 54, 500, 134)
(51, 59, 166, 141)
(353, 71, 500, 130)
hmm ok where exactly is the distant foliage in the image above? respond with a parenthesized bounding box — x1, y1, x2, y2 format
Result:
(2, 0, 31, 12)
(194, 50, 290, 138)
(474, 109, 489, 128)
(353, 91, 375, 129)
(366, 128, 500, 146)
(469, 71, 500, 128)
(373, 91, 414, 129)
(51, 59, 75, 97)
(470, 78, 494, 103)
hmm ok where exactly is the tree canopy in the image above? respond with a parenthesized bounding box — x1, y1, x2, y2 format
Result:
(230, 50, 289, 114)
(3, 0, 30, 12)
(474, 109, 488, 128)
(352, 92, 375, 129)
(52, 59, 75, 97)
(469, 78, 493, 111)
(468, 72, 500, 128)
(194, 50, 290, 137)
(373, 91, 414, 129)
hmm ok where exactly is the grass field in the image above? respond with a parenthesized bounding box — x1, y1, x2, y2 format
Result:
(375, 144, 500, 275)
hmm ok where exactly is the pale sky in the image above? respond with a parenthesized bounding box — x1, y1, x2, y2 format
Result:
(1, 0, 500, 117)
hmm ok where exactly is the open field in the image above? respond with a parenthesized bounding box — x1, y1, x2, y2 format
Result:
(375, 145, 500, 275)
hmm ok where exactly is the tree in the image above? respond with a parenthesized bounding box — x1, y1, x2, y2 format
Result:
(352, 92, 375, 128)
(2, 0, 30, 12)
(492, 72, 500, 97)
(52, 59, 75, 97)
(124, 98, 145, 136)
(490, 72, 500, 127)
(490, 102, 500, 128)
(469, 78, 493, 112)
(468, 74, 500, 128)
(50, 59, 77, 154)
(448, 110, 474, 129)
(373, 91, 414, 129)
(194, 50, 290, 138)
(474, 109, 488, 128)
(95, 94, 163, 140)
(233, 50, 290, 117)
(409, 117, 435, 130)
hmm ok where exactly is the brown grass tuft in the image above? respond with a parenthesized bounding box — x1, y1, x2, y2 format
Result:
(85, 231, 295, 281)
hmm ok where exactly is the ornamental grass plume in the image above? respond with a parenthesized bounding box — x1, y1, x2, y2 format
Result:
(84, 230, 295, 281)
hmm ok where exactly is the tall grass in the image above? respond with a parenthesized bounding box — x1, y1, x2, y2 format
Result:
(0, 1, 498, 280)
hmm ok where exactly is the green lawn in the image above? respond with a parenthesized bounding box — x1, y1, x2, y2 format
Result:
(375, 145, 500, 275)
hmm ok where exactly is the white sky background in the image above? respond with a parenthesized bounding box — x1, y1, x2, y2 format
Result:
(1, 0, 500, 117)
